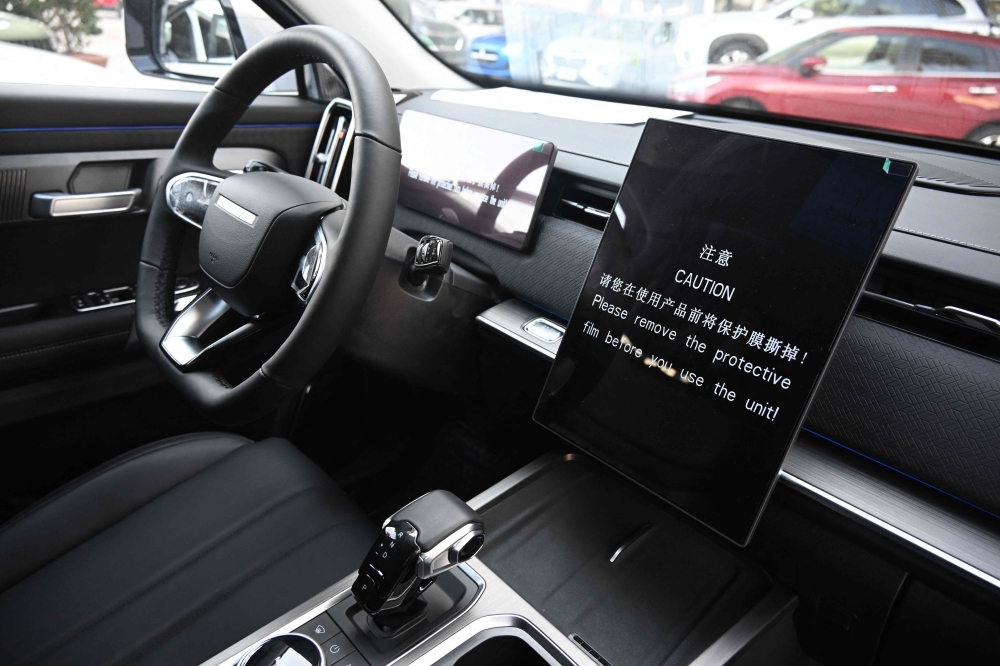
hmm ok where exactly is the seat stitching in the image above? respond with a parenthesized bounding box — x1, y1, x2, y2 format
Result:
(116, 517, 359, 666)
(17, 484, 317, 666)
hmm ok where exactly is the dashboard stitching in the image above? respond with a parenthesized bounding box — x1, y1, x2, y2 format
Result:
(893, 227, 1000, 257)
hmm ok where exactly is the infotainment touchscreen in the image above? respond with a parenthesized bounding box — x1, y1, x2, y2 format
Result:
(535, 120, 914, 546)
(397, 110, 556, 251)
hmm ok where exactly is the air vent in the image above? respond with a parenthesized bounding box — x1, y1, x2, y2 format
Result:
(305, 98, 354, 198)
(864, 261, 1000, 345)
(0, 169, 26, 222)
(553, 180, 616, 231)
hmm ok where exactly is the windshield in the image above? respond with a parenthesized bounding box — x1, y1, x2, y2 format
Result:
(383, 0, 1000, 149)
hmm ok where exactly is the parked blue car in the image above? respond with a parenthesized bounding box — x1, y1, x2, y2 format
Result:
(464, 32, 510, 78)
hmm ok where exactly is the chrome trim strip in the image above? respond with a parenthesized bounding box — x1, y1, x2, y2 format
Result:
(165, 172, 224, 229)
(306, 98, 354, 194)
(201, 563, 486, 666)
(292, 226, 328, 305)
(687, 587, 797, 666)
(236, 633, 325, 666)
(160, 289, 257, 368)
(330, 103, 355, 195)
(416, 523, 485, 579)
(779, 470, 1000, 592)
(478, 315, 556, 359)
(404, 614, 578, 666)
(216, 195, 257, 227)
(306, 99, 341, 181)
(476, 300, 563, 360)
(319, 115, 346, 187)
(31, 188, 140, 217)
(523, 317, 566, 343)
(72, 282, 199, 313)
(609, 523, 652, 563)
(467, 453, 580, 513)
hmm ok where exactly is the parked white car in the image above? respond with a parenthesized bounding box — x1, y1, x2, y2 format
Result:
(540, 17, 676, 94)
(672, 0, 997, 65)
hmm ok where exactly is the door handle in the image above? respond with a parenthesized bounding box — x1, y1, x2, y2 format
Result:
(29, 189, 141, 218)
(866, 85, 897, 94)
(968, 86, 998, 95)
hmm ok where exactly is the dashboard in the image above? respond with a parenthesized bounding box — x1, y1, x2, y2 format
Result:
(367, 90, 1000, 595)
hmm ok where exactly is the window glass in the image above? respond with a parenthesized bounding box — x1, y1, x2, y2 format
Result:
(872, 0, 939, 15)
(383, 0, 1000, 150)
(0, 0, 291, 91)
(815, 34, 907, 70)
(797, 0, 870, 17)
(919, 37, 990, 71)
(936, 0, 967, 16)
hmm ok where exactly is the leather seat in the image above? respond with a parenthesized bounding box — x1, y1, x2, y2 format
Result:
(0, 433, 375, 666)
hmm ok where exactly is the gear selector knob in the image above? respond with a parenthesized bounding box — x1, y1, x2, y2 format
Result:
(352, 490, 484, 617)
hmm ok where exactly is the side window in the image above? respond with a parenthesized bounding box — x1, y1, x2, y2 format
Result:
(871, 0, 939, 14)
(918, 38, 990, 72)
(0, 0, 289, 91)
(795, 0, 870, 17)
(814, 34, 907, 71)
(935, 0, 967, 16)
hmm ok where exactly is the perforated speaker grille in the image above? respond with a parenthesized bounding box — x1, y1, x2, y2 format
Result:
(0, 169, 26, 223)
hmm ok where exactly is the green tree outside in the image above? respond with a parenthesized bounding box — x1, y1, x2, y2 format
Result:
(4, 0, 101, 53)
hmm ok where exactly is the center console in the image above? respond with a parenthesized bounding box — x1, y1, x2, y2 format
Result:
(201, 106, 923, 666)
(200, 454, 798, 666)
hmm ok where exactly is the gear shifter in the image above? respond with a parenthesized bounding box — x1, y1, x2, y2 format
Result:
(351, 490, 484, 625)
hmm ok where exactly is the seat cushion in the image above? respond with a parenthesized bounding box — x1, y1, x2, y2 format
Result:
(0, 435, 375, 666)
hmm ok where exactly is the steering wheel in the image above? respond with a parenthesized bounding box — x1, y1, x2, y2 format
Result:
(135, 26, 401, 425)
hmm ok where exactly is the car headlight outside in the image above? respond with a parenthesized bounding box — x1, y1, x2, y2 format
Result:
(455, 37, 464, 51)
(502, 43, 523, 57)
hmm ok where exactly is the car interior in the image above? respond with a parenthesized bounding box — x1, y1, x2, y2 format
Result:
(1, 0, 1000, 665)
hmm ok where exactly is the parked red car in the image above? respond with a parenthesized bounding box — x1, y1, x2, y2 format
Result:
(671, 27, 1000, 146)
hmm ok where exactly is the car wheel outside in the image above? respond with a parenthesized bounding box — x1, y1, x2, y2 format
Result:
(710, 40, 762, 65)
(966, 123, 1000, 147)
(720, 97, 767, 112)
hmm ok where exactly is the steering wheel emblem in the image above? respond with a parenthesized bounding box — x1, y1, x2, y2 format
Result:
(216, 196, 257, 227)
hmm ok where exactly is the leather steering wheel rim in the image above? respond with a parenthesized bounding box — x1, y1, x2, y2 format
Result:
(136, 25, 401, 425)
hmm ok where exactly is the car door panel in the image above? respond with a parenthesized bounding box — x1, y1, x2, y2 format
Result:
(779, 33, 912, 128)
(0, 83, 324, 406)
(907, 37, 1000, 139)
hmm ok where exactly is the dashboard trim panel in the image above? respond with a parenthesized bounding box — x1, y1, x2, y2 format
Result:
(478, 300, 1000, 594)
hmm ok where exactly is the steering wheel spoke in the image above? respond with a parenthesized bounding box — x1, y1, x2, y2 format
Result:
(165, 172, 227, 229)
(291, 225, 328, 304)
(160, 289, 259, 369)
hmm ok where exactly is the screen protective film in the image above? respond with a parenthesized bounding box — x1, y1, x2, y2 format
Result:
(398, 110, 556, 251)
(534, 120, 915, 545)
